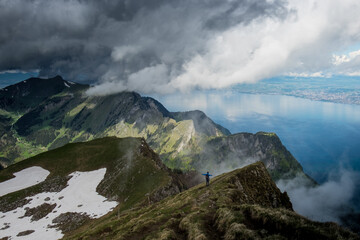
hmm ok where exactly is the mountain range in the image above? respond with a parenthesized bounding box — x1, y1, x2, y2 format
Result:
(1, 76, 359, 238)
(0, 76, 312, 183)
(0, 137, 358, 239)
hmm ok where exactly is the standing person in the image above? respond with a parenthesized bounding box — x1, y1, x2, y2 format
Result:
(202, 171, 212, 186)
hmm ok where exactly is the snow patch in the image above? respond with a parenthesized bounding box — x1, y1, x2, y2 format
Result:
(23, 80, 27, 83)
(64, 82, 70, 88)
(67, 81, 76, 85)
(0, 168, 118, 240)
(0, 167, 50, 197)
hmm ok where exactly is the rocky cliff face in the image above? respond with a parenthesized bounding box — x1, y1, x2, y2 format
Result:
(1, 76, 309, 182)
(64, 161, 358, 240)
(191, 132, 312, 181)
(0, 77, 228, 164)
(0, 75, 87, 112)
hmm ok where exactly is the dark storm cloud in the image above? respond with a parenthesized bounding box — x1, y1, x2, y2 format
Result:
(0, 0, 288, 88)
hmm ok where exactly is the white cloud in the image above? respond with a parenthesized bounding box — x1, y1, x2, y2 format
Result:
(167, 0, 360, 92)
(2, 0, 360, 94)
(88, 0, 360, 94)
(284, 71, 331, 78)
(332, 49, 360, 65)
(111, 45, 141, 62)
(86, 81, 127, 96)
(127, 64, 173, 94)
(277, 169, 360, 223)
(0, 69, 40, 75)
(342, 71, 360, 76)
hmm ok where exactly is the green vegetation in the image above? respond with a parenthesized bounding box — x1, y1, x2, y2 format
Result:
(0, 109, 22, 123)
(0, 137, 183, 214)
(257, 131, 277, 137)
(0, 77, 312, 184)
(64, 162, 358, 240)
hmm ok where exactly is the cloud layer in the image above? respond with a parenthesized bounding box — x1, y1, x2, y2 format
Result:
(1, 0, 360, 94)
(277, 169, 360, 224)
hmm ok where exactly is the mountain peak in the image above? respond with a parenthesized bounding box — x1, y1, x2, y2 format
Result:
(0, 76, 88, 112)
(53, 75, 63, 80)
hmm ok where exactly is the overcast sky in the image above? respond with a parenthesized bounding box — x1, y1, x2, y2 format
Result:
(1, 0, 360, 95)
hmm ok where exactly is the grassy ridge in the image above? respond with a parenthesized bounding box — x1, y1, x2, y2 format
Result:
(0, 137, 181, 213)
(64, 162, 358, 240)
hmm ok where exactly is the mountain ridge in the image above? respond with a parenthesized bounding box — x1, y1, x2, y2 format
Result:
(0, 137, 193, 239)
(64, 159, 357, 240)
(0, 76, 310, 182)
(0, 136, 358, 239)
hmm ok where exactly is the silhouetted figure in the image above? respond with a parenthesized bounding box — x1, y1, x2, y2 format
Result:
(202, 171, 212, 186)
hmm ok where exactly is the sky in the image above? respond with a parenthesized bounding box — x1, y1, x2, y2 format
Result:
(1, 0, 360, 95)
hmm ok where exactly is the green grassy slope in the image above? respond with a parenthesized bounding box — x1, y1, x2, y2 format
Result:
(0, 77, 311, 183)
(0, 78, 230, 168)
(64, 162, 358, 240)
(0, 137, 185, 214)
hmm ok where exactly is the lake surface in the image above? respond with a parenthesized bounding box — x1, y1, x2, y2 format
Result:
(151, 90, 360, 183)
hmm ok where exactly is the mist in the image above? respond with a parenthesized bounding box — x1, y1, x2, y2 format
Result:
(2, 0, 360, 95)
(277, 168, 360, 224)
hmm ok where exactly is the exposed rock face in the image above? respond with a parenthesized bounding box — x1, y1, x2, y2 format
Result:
(0, 76, 81, 111)
(51, 212, 91, 233)
(64, 162, 359, 240)
(0, 76, 309, 182)
(23, 203, 57, 221)
(0, 77, 229, 167)
(16, 230, 35, 237)
(194, 132, 310, 181)
(172, 110, 231, 136)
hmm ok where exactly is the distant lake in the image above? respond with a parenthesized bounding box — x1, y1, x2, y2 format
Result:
(151, 91, 360, 183)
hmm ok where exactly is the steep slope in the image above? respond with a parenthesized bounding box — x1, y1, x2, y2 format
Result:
(172, 110, 231, 136)
(0, 75, 88, 112)
(65, 162, 358, 240)
(0, 137, 186, 239)
(0, 137, 185, 211)
(0, 77, 229, 165)
(0, 76, 309, 181)
(191, 132, 313, 181)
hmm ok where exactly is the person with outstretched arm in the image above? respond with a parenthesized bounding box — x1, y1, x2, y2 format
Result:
(202, 171, 212, 186)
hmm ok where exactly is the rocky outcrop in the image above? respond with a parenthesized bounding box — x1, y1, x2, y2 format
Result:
(196, 132, 308, 181)
(173, 110, 231, 136)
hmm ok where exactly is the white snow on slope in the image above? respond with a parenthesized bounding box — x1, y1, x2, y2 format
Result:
(0, 167, 50, 197)
(64, 82, 70, 88)
(67, 81, 75, 85)
(0, 168, 118, 240)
